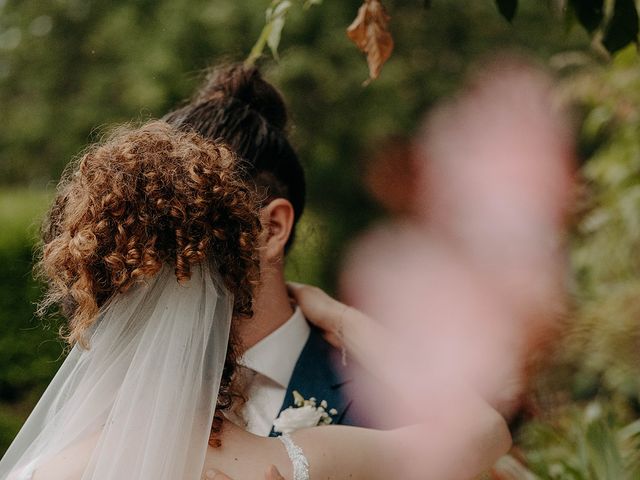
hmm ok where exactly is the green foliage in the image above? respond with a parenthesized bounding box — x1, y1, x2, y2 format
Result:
(0, 0, 265, 185)
(491, 45, 640, 480)
(247, 0, 299, 65)
(555, 46, 640, 401)
(0, 189, 64, 454)
(249, 0, 639, 74)
(0, 189, 49, 250)
(494, 0, 640, 54)
(520, 401, 640, 479)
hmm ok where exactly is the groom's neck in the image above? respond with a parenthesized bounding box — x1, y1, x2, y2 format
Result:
(237, 263, 294, 351)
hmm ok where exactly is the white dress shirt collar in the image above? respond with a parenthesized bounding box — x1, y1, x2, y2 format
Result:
(240, 306, 310, 388)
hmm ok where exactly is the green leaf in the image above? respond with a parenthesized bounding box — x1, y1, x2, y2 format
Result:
(618, 418, 640, 441)
(569, 0, 604, 33)
(246, 0, 292, 66)
(266, 0, 292, 60)
(303, 0, 322, 9)
(586, 419, 625, 480)
(602, 0, 639, 54)
(495, 0, 518, 22)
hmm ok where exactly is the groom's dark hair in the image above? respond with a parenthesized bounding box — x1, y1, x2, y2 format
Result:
(163, 63, 305, 251)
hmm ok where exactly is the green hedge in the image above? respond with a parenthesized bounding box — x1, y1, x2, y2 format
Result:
(0, 189, 64, 455)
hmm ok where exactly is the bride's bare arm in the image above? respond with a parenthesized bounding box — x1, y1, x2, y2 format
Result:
(291, 405, 510, 480)
(209, 410, 509, 480)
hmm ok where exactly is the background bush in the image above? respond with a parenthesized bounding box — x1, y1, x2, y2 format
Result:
(0, 189, 62, 451)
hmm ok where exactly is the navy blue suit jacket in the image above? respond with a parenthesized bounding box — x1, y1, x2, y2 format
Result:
(268, 327, 370, 436)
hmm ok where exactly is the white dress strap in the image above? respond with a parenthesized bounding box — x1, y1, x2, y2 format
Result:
(278, 434, 310, 480)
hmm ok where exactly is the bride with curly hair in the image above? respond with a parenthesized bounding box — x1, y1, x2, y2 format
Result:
(1, 121, 263, 479)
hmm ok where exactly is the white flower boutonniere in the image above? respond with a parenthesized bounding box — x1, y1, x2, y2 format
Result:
(273, 390, 338, 434)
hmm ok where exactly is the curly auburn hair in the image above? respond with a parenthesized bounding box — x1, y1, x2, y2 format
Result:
(37, 120, 261, 446)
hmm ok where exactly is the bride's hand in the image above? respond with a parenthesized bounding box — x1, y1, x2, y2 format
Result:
(287, 282, 348, 348)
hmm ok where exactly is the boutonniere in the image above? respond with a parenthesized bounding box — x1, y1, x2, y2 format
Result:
(273, 390, 338, 434)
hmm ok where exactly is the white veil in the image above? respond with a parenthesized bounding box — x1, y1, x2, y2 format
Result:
(0, 263, 232, 480)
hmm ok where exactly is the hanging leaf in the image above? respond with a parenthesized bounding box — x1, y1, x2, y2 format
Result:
(569, 0, 604, 33)
(602, 0, 639, 54)
(246, 0, 292, 66)
(266, 0, 292, 60)
(495, 0, 518, 22)
(346, 0, 394, 81)
(303, 0, 322, 9)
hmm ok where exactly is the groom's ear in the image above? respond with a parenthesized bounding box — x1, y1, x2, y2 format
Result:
(260, 198, 295, 262)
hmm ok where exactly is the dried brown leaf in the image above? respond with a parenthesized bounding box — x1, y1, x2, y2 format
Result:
(346, 0, 394, 81)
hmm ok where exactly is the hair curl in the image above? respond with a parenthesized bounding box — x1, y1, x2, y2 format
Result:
(37, 120, 261, 445)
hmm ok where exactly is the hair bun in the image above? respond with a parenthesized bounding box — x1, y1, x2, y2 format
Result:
(194, 63, 288, 130)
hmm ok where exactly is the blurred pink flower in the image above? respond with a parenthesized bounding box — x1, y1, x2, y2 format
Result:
(341, 56, 575, 422)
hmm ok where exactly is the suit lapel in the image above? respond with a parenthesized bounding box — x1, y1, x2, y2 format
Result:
(269, 327, 352, 436)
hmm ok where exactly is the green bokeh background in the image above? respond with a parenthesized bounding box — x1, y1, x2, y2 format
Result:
(1, 0, 640, 475)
